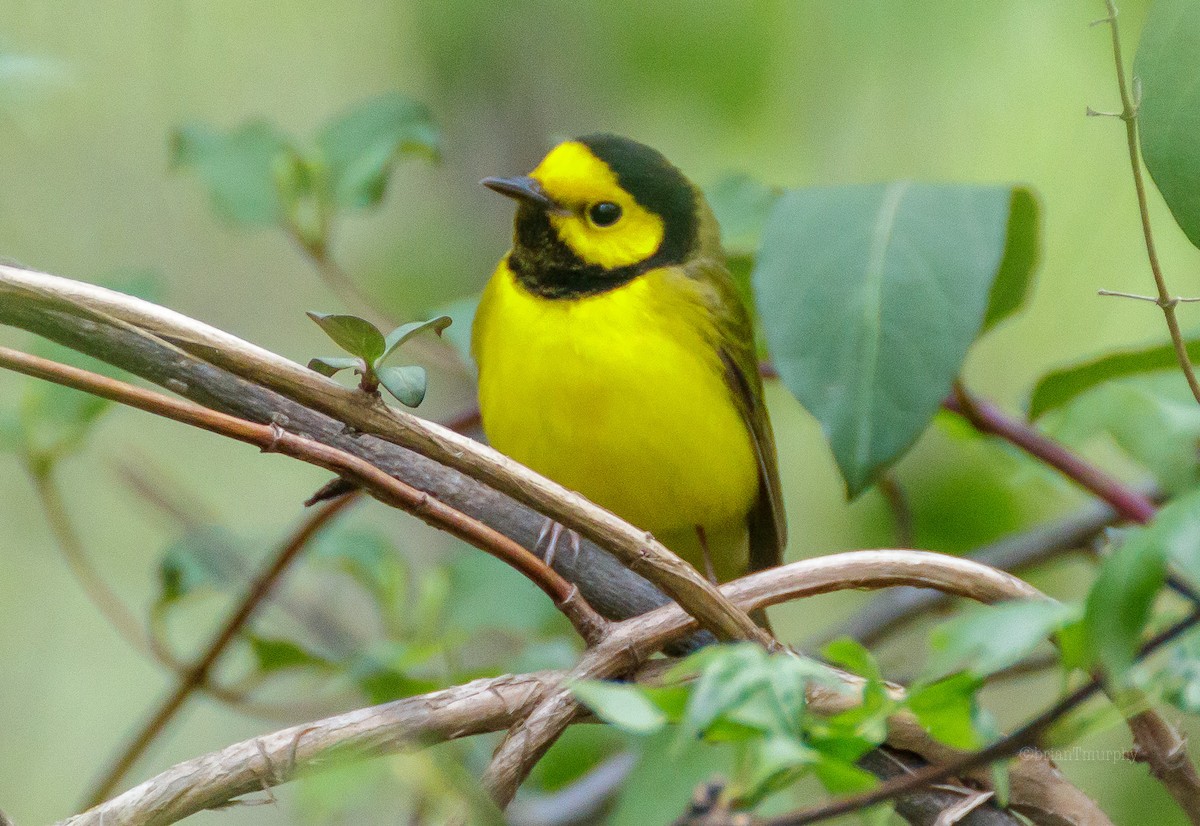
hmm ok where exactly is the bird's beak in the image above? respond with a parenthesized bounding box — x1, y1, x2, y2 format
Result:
(481, 175, 559, 211)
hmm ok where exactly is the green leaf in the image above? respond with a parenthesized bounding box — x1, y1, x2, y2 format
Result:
(1043, 377, 1200, 493)
(982, 187, 1040, 330)
(906, 673, 982, 750)
(1128, 488, 1200, 591)
(926, 599, 1079, 681)
(307, 356, 362, 377)
(572, 680, 668, 735)
(430, 294, 480, 368)
(704, 174, 782, 255)
(1084, 523, 1171, 681)
(1136, 0, 1200, 250)
(1029, 336, 1200, 420)
(377, 365, 427, 407)
(312, 527, 406, 604)
(172, 120, 293, 226)
(156, 529, 230, 605)
(381, 315, 453, 362)
(1162, 629, 1200, 714)
(822, 638, 884, 684)
(306, 312, 386, 362)
(0, 409, 20, 453)
(246, 634, 335, 674)
(316, 92, 439, 210)
(754, 182, 1033, 496)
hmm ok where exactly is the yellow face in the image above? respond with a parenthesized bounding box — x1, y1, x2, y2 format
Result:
(529, 141, 666, 270)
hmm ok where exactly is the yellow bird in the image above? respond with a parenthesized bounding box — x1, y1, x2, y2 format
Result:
(472, 134, 785, 584)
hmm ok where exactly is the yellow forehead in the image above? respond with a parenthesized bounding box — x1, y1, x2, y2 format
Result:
(530, 141, 625, 206)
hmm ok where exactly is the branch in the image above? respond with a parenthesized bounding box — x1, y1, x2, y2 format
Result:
(819, 493, 1145, 646)
(757, 608, 1200, 826)
(0, 265, 691, 648)
(0, 263, 766, 646)
(945, 384, 1156, 523)
(946, 384, 1200, 605)
(80, 492, 360, 807)
(0, 345, 607, 648)
(64, 550, 1111, 826)
(1095, 0, 1200, 405)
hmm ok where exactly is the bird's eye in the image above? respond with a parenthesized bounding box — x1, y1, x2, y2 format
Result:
(588, 201, 622, 227)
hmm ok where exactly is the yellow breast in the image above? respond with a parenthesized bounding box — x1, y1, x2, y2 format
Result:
(472, 260, 759, 548)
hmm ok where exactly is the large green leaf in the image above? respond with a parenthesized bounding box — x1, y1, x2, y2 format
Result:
(316, 92, 439, 210)
(1029, 336, 1200, 419)
(754, 183, 1038, 495)
(1136, 0, 1200, 250)
(705, 174, 782, 255)
(925, 599, 1079, 681)
(171, 120, 293, 226)
(1084, 515, 1173, 681)
(306, 312, 386, 362)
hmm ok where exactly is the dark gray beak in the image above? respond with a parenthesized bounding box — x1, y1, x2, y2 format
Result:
(481, 175, 558, 210)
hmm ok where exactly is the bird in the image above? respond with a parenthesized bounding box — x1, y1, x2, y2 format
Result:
(471, 133, 785, 586)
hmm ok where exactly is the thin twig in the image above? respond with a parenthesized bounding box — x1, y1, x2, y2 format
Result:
(64, 548, 1121, 826)
(0, 345, 608, 650)
(757, 608, 1200, 826)
(946, 383, 1200, 606)
(0, 263, 769, 647)
(81, 491, 360, 806)
(23, 460, 153, 658)
(877, 471, 915, 548)
(947, 382, 1156, 523)
(1097, 0, 1200, 405)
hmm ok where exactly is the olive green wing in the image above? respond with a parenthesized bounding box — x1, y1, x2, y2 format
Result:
(687, 257, 788, 573)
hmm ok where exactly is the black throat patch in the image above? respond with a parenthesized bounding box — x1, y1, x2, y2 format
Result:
(509, 134, 699, 300)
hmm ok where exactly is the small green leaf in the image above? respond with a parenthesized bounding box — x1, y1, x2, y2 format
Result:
(312, 527, 406, 604)
(307, 356, 362, 377)
(704, 174, 782, 255)
(1136, 0, 1200, 250)
(172, 120, 294, 226)
(1043, 378, 1200, 493)
(1145, 488, 1200, 588)
(382, 315, 453, 362)
(906, 673, 982, 750)
(572, 680, 668, 735)
(307, 312, 386, 362)
(1029, 337, 1200, 420)
(1084, 525, 1170, 681)
(1162, 629, 1200, 714)
(982, 187, 1040, 330)
(246, 635, 335, 674)
(377, 365, 427, 407)
(316, 92, 439, 210)
(430, 294, 480, 368)
(156, 529, 229, 605)
(811, 755, 879, 795)
(926, 600, 1079, 681)
(754, 182, 1035, 496)
(822, 638, 884, 684)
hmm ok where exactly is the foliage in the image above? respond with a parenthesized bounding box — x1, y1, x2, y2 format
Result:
(753, 183, 1040, 496)
(12, 4, 1200, 825)
(1136, 0, 1200, 251)
(307, 311, 451, 405)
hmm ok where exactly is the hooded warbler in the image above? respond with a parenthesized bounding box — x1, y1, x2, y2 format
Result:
(472, 134, 786, 583)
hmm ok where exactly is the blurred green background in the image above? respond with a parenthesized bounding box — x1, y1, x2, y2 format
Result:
(2, 1, 1198, 823)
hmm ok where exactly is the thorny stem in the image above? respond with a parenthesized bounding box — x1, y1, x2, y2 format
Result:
(81, 492, 359, 807)
(756, 607, 1200, 826)
(1097, 0, 1200, 405)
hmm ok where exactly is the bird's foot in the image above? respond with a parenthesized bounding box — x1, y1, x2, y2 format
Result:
(536, 518, 582, 568)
